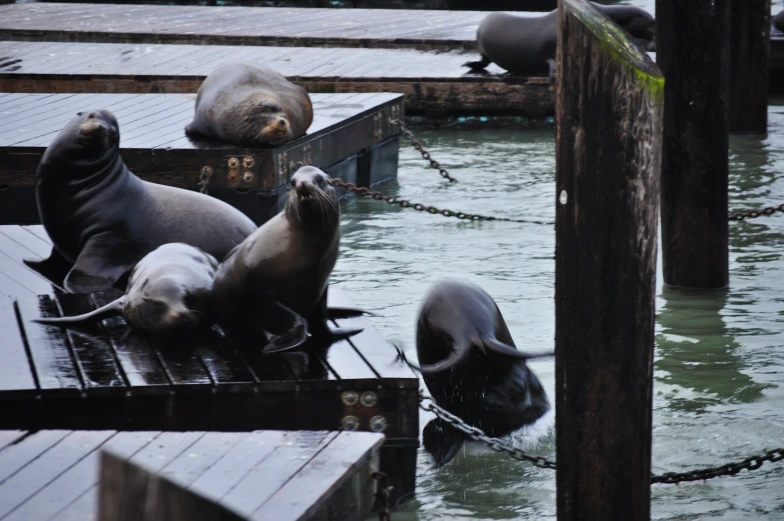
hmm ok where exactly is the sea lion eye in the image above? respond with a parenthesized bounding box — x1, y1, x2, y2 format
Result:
(76, 112, 83, 116)
(290, 179, 296, 188)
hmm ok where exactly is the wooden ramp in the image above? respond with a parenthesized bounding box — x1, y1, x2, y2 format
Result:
(0, 92, 403, 224)
(0, 429, 384, 521)
(0, 41, 552, 116)
(0, 224, 419, 504)
(0, 2, 488, 50)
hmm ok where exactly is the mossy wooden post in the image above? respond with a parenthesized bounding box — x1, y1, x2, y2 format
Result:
(656, 0, 730, 288)
(729, 0, 770, 132)
(555, 1, 662, 520)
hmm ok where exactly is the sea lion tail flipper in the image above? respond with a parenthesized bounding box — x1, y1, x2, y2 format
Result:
(327, 306, 375, 318)
(463, 55, 492, 70)
(261, 299, 309, 354)
(64, 233, 138, 293)
(24, 248, 71, 288)
(482, 338, 554, 360)
(34, 298, 125, 327)
(327, 325, 363, 340)
(423, 418, 465, 466)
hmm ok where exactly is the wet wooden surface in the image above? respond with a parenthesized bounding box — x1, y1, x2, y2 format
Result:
(0, 41, 553, 115)
(0, 429, 384, 521)
(0, 92, 403, 184)
(0, 3, 492, 50)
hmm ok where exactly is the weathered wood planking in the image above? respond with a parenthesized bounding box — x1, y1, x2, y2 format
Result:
(0, 41, 553, 115)
(0, 92, 403, 224)
(0, 429, 383, 521)
(0, 2, 490, 50)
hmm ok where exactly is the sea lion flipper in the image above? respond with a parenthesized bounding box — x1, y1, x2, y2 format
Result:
(24, 248, 71, 288)
(35, 298, 124, 328)
(261, 298, 309, 354)
(408, 340, 473, 375)
(482, 338, 554, 360)
(463, 55, 492, 70)
(64, 233, 138, 293)
(423, 418, 465, 466)
(327, 306, 374, 319)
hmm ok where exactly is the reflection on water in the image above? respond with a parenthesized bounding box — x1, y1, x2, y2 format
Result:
(337, 108, 784, 520)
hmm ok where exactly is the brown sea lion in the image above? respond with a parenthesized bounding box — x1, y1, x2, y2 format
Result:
(36, 243, 218, 334)
(185, 63, 313, 147)
(401, 280, 552, 465)
(24, 109, 257, 293)
(211, 166, 362, 352)
(464, 3, 655, 75)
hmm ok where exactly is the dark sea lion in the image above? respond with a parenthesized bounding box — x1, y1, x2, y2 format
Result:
(775, 11, 784, 33)
(407, 280, 551, 466)
(464, 3, 656, 75)
(185, 63, 313, 148)
(211, 166, 361, 352)
(37, 243, 218, 334)
(24, 109, 257, 294)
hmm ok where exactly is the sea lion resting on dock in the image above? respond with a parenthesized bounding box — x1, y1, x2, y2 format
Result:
(211, 166, 363, 352)
(37, 243, 218, 334)
(464, 3, 655, 75)
(185, 63, 313, 147)
(404, 280, 551, 465)
(25, 109, 257, 293)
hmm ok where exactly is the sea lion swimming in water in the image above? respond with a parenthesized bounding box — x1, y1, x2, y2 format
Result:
(464, 3, 656, 75)
(404, 280, 551, 465)
(24, 109, 257, 294)
(211, 166, 362, 352)
(185, 63, 313, 148)
(36, 243, 218, 334)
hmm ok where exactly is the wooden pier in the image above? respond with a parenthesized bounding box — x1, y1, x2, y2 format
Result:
(0, 428, 384, 521)
(0, 224, 419, 505)
(0, 41, 552, 116)
(0, 92, 404, 224)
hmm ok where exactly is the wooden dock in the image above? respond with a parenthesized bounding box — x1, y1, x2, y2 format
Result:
(0, 92, 404, 224)
(0, 41, 553, 116)
(0, 224, 419, 504)
(0, 428, 384, 521)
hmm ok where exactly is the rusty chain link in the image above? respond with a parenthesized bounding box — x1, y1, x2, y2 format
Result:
(390, 119, 459, 183)
(728, 202, 784, 221)
(371, 471, 393, 521)
(329, 178, 553, 225)
(420, 395, 784, 484)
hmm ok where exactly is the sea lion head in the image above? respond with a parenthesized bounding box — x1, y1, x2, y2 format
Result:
(38, 109, 121, 178)
(239, 93, 292, 147)
(285, 166, 339, 228)
(125, 276, 207, 333)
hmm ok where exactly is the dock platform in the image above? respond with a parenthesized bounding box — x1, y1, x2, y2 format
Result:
(0, 92, 404, 225)
(0, 41, 553, 116)
(0, 224, 419, 504)
(0, 428, 384, 521)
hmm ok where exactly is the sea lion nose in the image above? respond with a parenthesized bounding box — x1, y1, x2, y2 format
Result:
(278, 119, 287, 128)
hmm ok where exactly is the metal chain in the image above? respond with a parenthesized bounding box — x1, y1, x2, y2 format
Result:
(198, 166, 212, 195)
(389, 119, 459, 183)
(329, 178, 553, 225)
(729, 202, 784, 221)
(420, 395, 784, 484)
(371, 471, 393, 521)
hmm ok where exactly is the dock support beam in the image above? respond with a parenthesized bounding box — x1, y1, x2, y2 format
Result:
(729, 0, 771, 133)
(555, 1, 662, 521)
(657, 0, 730, 289)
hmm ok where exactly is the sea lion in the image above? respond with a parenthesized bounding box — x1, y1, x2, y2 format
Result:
(37, 243, 218, 334)
(404, 280, 551, 466)
(211, 166, 361, 352)
(24, 109, 257, 294)
(775, 10, 784, 33)
(185, 63, 313, 148)
(464, 3, 656, 75)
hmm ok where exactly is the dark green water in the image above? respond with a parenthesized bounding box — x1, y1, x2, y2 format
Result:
(338, 106, 784, 520)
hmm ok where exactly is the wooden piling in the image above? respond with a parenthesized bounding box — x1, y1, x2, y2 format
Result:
(657, 0, 730, 288)
(555, 1, 662, 521)
(729, 0, 770, 133)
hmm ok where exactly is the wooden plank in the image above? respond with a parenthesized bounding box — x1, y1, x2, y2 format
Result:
(0, 297, 37, 397)
(251, 431, 383, 521)
(1, 431, 155, 521)
(0, 430, 115, 518)
(156, 432, 247, 485)
(13, 295, 83, 394)
(0, 431, 27, 453)
(0, 4, 488, 50)
(0, 430, 71, 484)
(0, 225, 55, 259)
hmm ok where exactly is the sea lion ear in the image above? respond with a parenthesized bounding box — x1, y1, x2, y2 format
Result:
(481, 337, 554, 361)
(63, 233, 138, 294)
